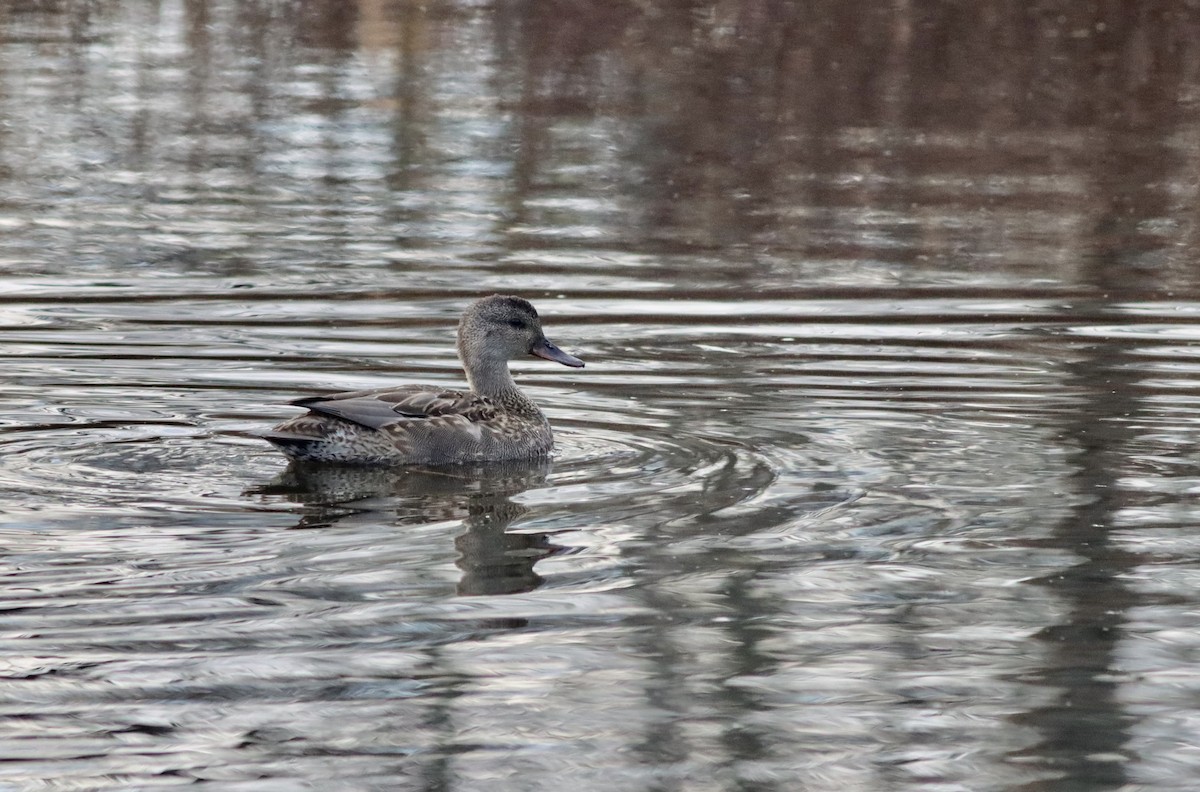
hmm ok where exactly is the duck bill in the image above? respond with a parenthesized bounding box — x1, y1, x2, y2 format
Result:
(530, 338, 584, 368)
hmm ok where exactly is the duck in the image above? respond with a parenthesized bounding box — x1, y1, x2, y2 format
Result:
(261, 295, 584, 466)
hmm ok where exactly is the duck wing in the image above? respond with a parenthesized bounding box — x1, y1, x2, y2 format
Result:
(291, 386, 499, 431)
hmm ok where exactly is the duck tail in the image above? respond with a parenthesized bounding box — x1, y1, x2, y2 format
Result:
(258, 430, 319, 459)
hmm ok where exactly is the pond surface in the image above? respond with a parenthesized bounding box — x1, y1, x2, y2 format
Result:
(4, 1, 1200, 790)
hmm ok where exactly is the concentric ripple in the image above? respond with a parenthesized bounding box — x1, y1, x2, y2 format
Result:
(0, 385, 856, 539)
(0, 416, 286, 528)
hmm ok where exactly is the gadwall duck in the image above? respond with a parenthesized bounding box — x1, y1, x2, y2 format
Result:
(262, 295, 584, 466)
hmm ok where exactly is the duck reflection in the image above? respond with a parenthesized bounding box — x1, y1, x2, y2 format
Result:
(254, 459, 561, 596)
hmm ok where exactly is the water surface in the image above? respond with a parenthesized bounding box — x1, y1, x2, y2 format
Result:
(3, 2, 1200, 790)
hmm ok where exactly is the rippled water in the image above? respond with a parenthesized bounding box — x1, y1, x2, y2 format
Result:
(5, 1, 1200, 790)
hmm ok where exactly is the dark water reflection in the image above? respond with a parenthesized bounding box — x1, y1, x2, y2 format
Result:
(4, 1, 1200, 789)
(259, 461, 559, 595)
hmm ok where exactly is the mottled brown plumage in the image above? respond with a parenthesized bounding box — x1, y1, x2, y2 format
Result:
(261, 295, 584, 465)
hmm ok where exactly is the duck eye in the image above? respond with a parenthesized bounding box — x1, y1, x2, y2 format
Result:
(507, 319, 526, 329)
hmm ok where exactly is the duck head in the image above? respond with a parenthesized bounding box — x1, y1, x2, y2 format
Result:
(457, 295, 584, 375)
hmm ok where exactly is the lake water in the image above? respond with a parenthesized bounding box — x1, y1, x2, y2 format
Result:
(4, 2, 1200, 790)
